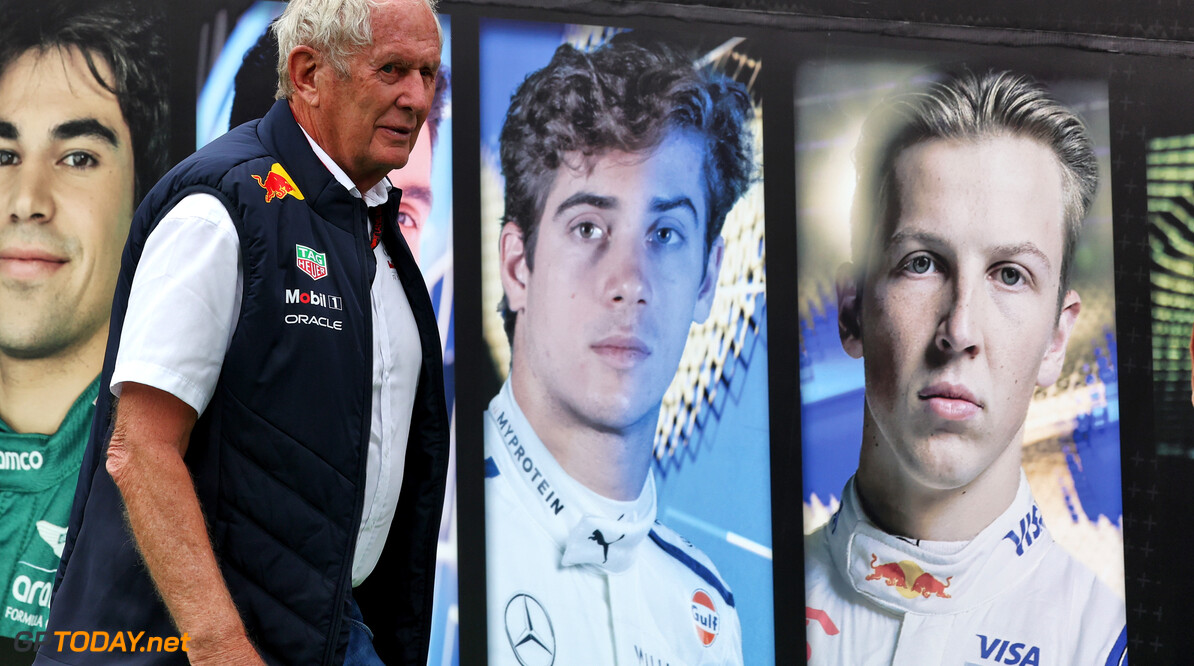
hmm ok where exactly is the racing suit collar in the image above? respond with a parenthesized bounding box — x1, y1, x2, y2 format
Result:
(827, 470, 1054, 615)
(487, 380, 657, 573)
(0, 376, 100, 492)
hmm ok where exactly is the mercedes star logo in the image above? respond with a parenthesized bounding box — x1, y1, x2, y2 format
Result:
(504, 593, 555, 666)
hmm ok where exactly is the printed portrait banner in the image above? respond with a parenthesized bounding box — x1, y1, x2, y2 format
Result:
(477, 18, 773, 666)
(0, 1, 170, 662)
(16, 0, 1194, 662)
(797, 46, 1126, 664)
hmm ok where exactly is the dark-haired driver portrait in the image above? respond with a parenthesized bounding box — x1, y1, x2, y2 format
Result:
(484, 37, 757, 666)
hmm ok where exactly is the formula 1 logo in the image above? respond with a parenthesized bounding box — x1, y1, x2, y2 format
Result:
(504, 593, 554, 666)
(865, 554, 952, 599)
(295, 245, 328, 281)
(691, 589, 720, 647)
(252, 163, 304, 202)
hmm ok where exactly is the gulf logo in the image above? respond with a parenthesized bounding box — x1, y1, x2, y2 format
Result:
(691, 589, 720, 647)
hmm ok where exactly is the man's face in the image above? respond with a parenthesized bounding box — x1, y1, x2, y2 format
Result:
(0, 47, 135, 360)
(386, 128, 433, 262)
(502, 130, 722, 433)
(841, 136, 1078, 492)
(313, 0, 439, 190)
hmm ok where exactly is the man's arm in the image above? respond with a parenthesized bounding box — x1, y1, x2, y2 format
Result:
(105, 382, 264, 665)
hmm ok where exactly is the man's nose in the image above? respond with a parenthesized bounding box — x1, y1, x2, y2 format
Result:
(7, 161, 54, 224)
(395, 70, 435, 116)
(935, 277, 982, 357)
(601, 236, 653, 306)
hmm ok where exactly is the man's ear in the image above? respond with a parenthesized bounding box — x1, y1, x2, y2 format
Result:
(837, 262, 864, 359)
(288, 46, 321, 106)
(499, 222, 530, 314)
(1037, 289, 1081, 387)
(692, 236, 725, 324)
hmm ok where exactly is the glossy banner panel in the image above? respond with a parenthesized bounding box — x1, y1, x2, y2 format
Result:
(797, 50, 1126, 664)
(477, 18, 773, 666)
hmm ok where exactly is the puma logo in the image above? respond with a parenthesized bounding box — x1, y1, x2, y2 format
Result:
(589, 529, 624, 563)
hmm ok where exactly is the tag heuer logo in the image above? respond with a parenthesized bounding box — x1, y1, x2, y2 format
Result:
(296, 244, 328, 281)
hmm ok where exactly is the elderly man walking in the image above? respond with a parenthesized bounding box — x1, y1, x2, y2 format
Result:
(37, 0, 450, 664)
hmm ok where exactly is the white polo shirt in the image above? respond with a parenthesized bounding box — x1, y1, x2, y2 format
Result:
(112, 130, 422, 586)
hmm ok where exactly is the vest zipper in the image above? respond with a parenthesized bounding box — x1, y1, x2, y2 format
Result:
(325, 201, 377, 666)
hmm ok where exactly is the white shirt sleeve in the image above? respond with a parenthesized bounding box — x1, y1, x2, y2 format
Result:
(111, 192, 243, 415)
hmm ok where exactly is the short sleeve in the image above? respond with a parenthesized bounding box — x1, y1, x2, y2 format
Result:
(110, 192, 242, 414)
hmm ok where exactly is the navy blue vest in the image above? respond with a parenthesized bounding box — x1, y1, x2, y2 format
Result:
(41, 101, 449, 665)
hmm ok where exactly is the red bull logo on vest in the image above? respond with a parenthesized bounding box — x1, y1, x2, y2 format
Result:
(295, 245, 328, 281)
(691, 589, 719, 647)
(251, 163, 305, 203)
(865, 553, 953, 599)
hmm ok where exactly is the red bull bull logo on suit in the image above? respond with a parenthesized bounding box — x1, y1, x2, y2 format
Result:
(865, 554, 952, 599)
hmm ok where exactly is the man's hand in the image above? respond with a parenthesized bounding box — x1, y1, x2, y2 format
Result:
(105, 382, 265, 666)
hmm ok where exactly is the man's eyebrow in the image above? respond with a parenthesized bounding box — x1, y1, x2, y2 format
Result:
(885, 229, 947, 250)
(400, 185, 432, 205)
(887, 230, 1054, 270)
(554, 192, 617, 218)
(650, 196, 698, 221)
(379, 55, 439, 72)
(0, 121, 16, 140)
(992, 241, 1052, 270)
(52, 119, 120, 147)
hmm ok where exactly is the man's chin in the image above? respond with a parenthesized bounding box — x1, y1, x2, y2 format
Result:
(901, 448, 1010, 494)
(566, 391, 660, 436)
(372, 144, 412, 171)
(0, 328, 78, 360)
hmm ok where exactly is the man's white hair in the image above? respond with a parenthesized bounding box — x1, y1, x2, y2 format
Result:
(273, 0, 440, 100)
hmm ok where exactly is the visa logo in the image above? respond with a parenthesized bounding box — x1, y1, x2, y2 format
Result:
(976, 634, 1041, 665)
(1001, 505, 1043, 557)
(634, 646, 673, 666)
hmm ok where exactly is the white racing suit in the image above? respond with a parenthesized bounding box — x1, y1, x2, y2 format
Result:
(805, 473, 1127, 666)
(485, 381, 744, 665)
